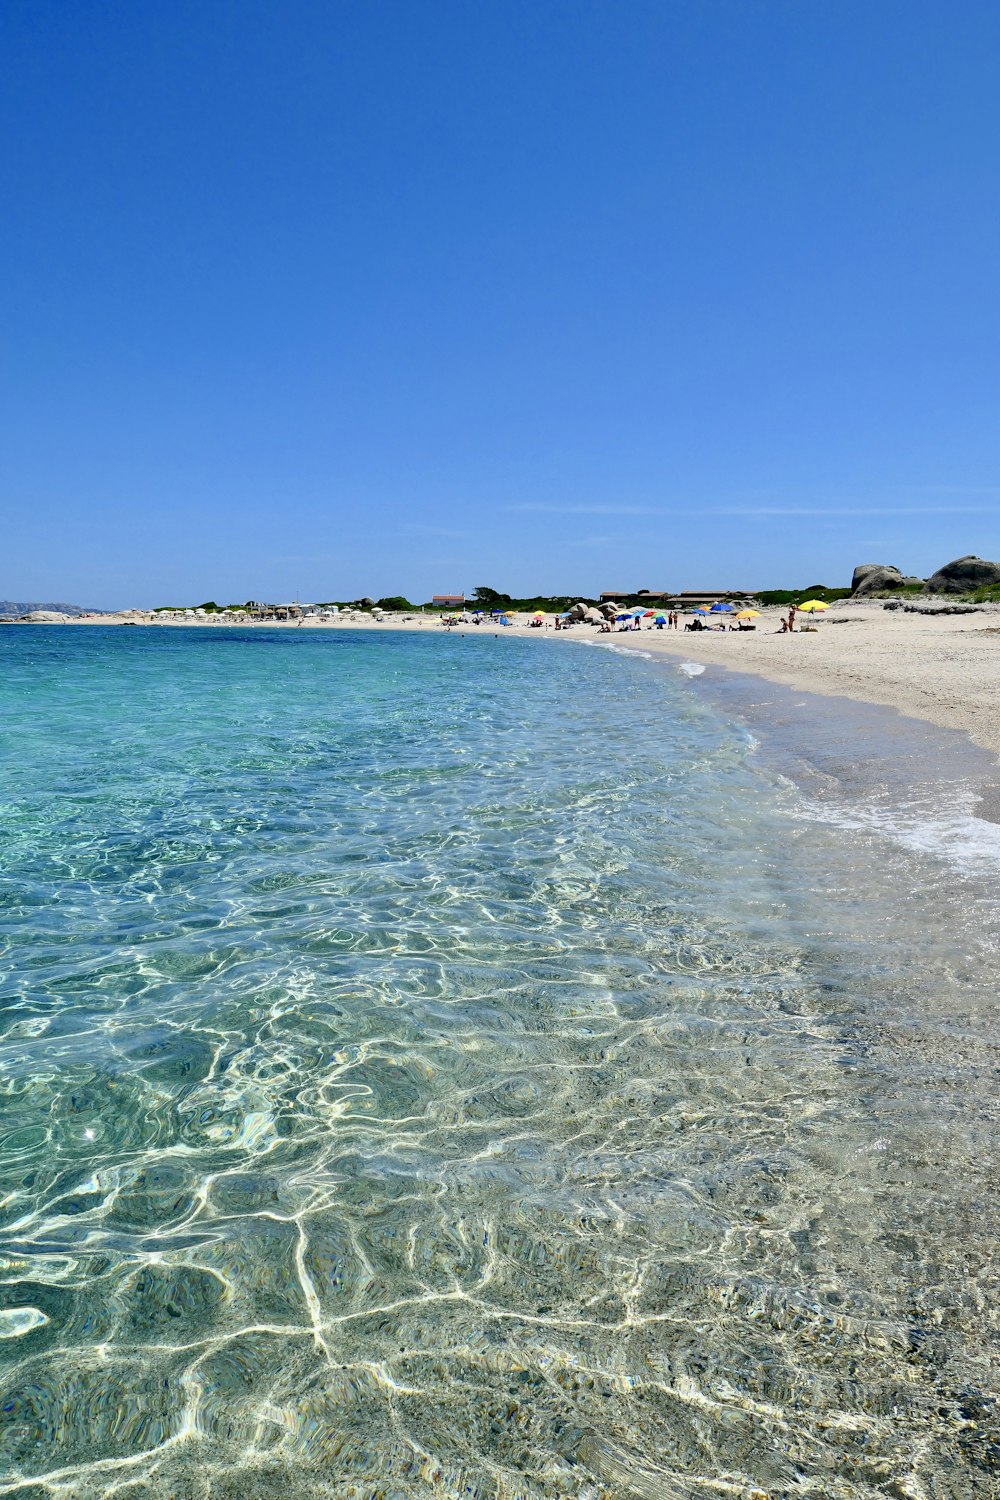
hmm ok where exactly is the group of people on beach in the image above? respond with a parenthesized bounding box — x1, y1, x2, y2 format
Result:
(444, 605, 809, 635)
(611, 612, 681, 632)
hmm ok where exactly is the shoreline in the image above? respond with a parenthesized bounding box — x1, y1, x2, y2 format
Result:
(9, 602, 1000, 762)
(575, 606, 1000, 764)
(5, 620, 999, 1497)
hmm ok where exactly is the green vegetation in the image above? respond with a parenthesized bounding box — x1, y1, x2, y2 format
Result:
(753, 585, 852, 607)
(154, 601, 247, 613)
(469, 585, 602, 612)
(154, 582, 946, 616)
(969, 583, 1000, 603)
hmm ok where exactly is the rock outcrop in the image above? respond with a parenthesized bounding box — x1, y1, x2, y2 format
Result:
(0, 600, 95, 618)
(884, 601, 983, 615)
(851, 563, 904, 595)
(923, 556, 1000, 594)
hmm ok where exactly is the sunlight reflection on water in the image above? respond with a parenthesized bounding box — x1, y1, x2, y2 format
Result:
(0, 626, 996, 1498)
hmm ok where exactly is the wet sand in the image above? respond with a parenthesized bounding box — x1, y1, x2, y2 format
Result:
(573, 601, 1000, 761)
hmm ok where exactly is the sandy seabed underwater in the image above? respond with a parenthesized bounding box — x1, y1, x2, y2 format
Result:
(0, 625, 997, 1499)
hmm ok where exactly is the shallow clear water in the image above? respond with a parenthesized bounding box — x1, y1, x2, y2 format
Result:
(0, 626, 996, 1499)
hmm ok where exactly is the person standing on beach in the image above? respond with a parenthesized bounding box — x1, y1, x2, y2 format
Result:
(787, 606, 796, 632)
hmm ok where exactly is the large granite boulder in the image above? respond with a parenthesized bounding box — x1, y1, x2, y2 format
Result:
(851, 563, 904, 595)
(923, 555, 1000, 594)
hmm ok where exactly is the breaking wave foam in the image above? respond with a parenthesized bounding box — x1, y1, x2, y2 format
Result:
(793, 784, 1000, 872)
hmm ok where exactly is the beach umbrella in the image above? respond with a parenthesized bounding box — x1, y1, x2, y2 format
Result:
(693, 607, 710, 616)
(654, 614, 667, 623)
(615, 613, 630, 621)
(798, 600, 829, 612)
(643, 609, 656, 617)
(710, 602, 736, 613)
(735, 609, 761, 619)
(532, 610, 545, 617)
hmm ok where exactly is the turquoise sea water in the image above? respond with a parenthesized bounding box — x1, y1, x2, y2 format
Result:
(0, 626, 997, 1499)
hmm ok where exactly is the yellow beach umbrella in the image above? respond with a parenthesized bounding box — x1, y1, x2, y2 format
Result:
(798, 600, 829, 612)
(532, 610, 545, 617)
(735, 609, 761, 619)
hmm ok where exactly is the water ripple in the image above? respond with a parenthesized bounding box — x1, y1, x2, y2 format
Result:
(0, 627, 996, 1497)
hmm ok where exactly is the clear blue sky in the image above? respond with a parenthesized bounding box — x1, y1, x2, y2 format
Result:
(3, 0, 999, 605)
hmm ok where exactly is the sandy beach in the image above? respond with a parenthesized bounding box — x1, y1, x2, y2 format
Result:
(567, 602, 1000, 761)
(24, 600, 1000, 761)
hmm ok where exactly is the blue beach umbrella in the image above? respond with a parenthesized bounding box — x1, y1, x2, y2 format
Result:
(693, 607, 710, 616)
(654, 614, 667, 623)
(710, 602, 735, 613)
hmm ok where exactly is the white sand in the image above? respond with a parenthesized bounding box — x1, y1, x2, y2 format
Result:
(551, 602, 1000, 759)
(18, 601, 1000, 759)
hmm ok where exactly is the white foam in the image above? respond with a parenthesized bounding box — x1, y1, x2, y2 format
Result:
(793, 787, 1000, 872)
(594, 642, 653, 659)
(677, 662, 706, 677)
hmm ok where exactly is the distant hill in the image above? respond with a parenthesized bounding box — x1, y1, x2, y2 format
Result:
(0, 600, 105, 618)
